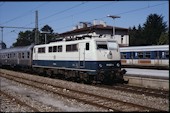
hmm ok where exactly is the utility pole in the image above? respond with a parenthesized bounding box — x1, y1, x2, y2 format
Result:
(107, 15, 120, 38)
(0, 26, 34, 43)
(41, 31, 50, 44)
(1, 27, 3, 43)
(35, 10, 39, 45)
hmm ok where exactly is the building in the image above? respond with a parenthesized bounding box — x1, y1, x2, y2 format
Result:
(59, 21, 129, 47)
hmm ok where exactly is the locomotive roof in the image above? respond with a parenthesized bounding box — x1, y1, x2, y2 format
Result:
(0, 44, 34, 53)
(34, 37, 117, 47)
(120, 45, 169, 52)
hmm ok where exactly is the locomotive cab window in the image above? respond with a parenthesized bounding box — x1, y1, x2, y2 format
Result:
(108, 41, 118, 50)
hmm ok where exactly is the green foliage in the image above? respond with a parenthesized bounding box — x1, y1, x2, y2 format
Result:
(158, 32, 169, 45)
(129, 13, 168, 46)
(12, 30, 35, 47)
(12, 25, 59, 47)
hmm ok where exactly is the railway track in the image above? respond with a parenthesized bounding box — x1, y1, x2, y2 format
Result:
(0, 90, 40, 112)
(96, 84, 169, 99)
(0, 71, 167, 112)
(114, 84, 169, 99)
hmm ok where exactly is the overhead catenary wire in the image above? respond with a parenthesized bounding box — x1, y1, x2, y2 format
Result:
(39, 2, 87, 22)
(38, 1, 117, 27)
(0, 2, 50, 25)
(53, 2, 167, 32)
(2, 2, 167, 43)
(3, 2, 88, 36)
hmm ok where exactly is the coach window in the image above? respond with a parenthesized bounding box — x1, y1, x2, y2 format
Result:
(27, 52, 30, 58)
(165, 51, 169, 59)
(121, 52, 126, 59)
(22, 52, 24, 58)
(130, 52, 134, 59)
(138, 52, 143, 59)
(18, 53, 21, 59)
(154, 51, 159, 59)
(86, 43, 89, 50)
(58, 46, 62, 52)
(145, 52, 151, 59)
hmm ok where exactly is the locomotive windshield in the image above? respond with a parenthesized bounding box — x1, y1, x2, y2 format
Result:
(96, 41, 118, 50)
(108, 41, 118, 50)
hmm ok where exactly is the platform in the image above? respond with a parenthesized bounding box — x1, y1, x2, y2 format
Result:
(123, 68, 169, 90)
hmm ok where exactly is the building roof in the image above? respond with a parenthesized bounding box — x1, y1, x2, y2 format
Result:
(60, 25, 128, 36)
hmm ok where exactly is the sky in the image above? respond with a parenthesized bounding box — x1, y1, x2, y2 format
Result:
(0, 1, 169, 48)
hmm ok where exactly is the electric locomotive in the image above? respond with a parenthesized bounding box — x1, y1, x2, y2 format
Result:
(32, 35, 127, 84)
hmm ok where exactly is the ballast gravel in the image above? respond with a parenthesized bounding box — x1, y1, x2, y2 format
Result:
(0, 69, 169, 112)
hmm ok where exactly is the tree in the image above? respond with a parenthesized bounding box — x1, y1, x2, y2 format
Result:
(41, 24, 53, 33)
(129, 24, 145, 46)
(12, 30, 35, 47)
(158, 32, 169, 45)
(142, 14, 167, 45)
(39, 25, 57, 44)
(12, 25, 58, 47)
(129, 13, 168, 46)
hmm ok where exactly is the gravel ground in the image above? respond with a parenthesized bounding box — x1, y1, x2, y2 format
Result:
(0, 69, 169, 111)
(0, 77, 107, 112)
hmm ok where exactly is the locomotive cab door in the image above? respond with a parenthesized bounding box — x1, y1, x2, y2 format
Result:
(79, 42, 86, 68)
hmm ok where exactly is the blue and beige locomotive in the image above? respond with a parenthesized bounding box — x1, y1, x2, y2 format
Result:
(0, 35, 127, 84)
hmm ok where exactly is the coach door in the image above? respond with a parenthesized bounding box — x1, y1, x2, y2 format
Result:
(17, 52, 21, 65)
(155, 51, 162, 66)
(79, 42, 85, 68)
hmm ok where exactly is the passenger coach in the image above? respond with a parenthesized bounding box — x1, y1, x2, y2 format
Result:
(0, 44, 34, 68)
(120, 45, 169, 69)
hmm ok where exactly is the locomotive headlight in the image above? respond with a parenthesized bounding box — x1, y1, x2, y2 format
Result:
(116, 63, 120, 67)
